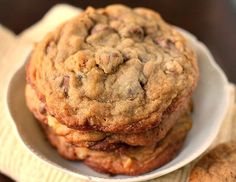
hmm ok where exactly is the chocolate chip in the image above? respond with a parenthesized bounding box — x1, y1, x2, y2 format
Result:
(39, 102, 46, 115)
(138, 54, 148, 62)
(95, 47, 123, 73)
(77, 74, 83, 81)
(154, 38, 174, 49)
(166, 39, 174, 48)
(76, 72, 84, 86)
(121, 25, 144, 40)
(154, 37, 164, 46)
(91, 24, 111, 34)
(110, 52, 119, 59)
(60, 75, 70, 97)
(131, 27, 144, 38)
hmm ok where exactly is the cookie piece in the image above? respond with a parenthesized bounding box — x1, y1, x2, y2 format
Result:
(26, 84, 191, 150)
(189, 141, 236, 182)
(42, 113, 192, 175)
(26, 4, 198, 133)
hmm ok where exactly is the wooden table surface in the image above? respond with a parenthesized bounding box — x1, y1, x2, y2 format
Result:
(0, 0, 235, 181)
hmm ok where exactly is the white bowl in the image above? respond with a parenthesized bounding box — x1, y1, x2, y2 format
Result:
(4, 28, 229, 182)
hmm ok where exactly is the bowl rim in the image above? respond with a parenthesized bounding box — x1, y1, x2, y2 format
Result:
(3, 28, 230, 182)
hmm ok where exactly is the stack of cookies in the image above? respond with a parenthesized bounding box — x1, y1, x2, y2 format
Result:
(25, 5, 199, 175)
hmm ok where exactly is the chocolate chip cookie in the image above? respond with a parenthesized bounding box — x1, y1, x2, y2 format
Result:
(26, 4, 198, 133)
(26, 83, 191, 150)
(43, 113, 192, 175)
(189, 141, 236, 182)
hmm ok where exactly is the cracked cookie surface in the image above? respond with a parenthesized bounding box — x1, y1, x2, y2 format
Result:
(26, 4, 198, 132)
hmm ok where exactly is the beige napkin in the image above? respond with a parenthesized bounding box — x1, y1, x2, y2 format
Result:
(0, 4, 235, 182)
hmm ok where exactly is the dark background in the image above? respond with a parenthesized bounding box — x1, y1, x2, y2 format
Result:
(0, 0, 236, 181)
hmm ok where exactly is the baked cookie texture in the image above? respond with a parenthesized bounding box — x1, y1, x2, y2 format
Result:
(25, 84, 191, 150)
(25, 4, 199, 175)
(42, 114, 192, 175)
(26, 4, 198, 133)
(189, 141, 236, 182)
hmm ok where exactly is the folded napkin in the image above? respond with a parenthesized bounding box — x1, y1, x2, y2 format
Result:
(0, 4, 235, 182)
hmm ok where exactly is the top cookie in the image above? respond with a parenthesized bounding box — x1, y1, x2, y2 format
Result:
(26, 4, 198, 132)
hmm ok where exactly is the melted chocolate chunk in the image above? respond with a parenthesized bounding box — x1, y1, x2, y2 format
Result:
(39, 102, 46, 115)
(60, 76, 70, 97)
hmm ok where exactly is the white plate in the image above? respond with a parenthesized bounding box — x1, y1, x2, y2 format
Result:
(4, 28, 229, 182)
